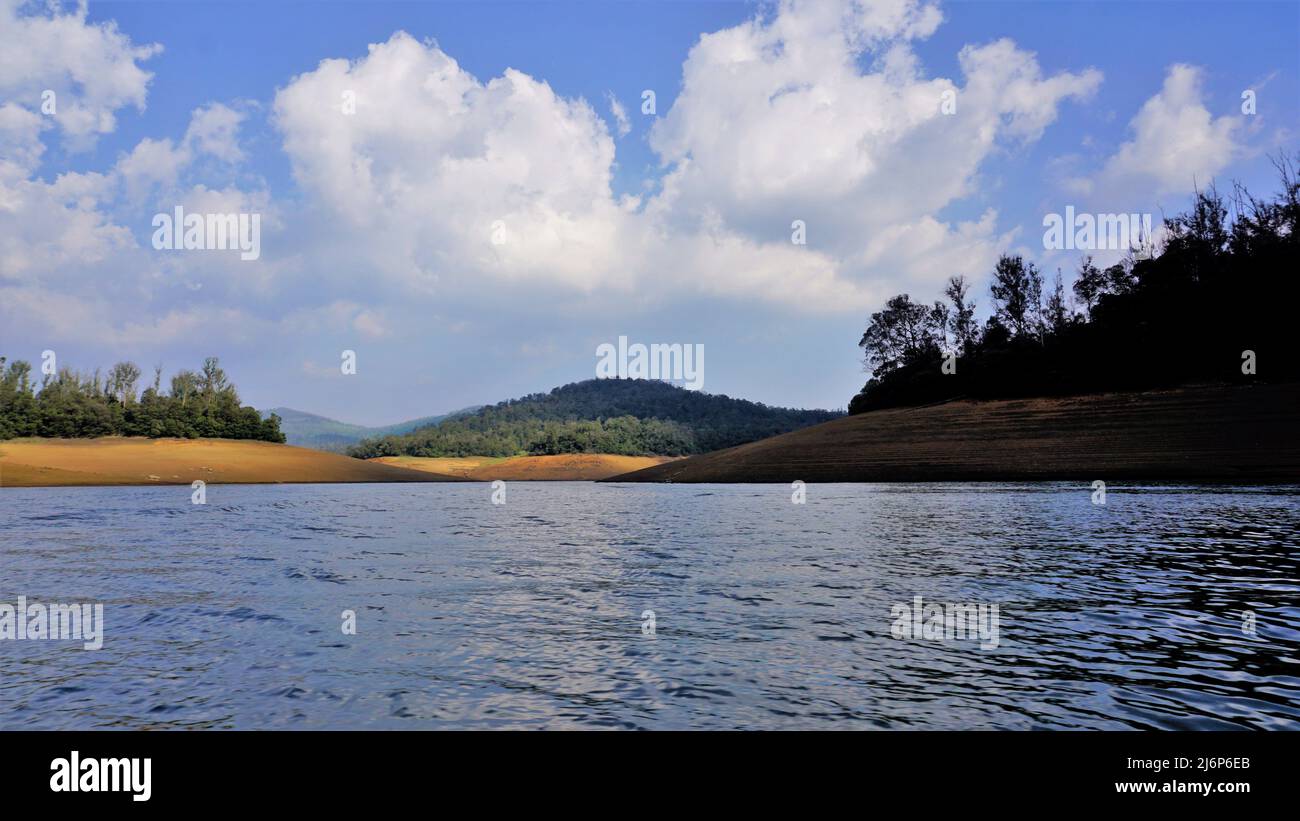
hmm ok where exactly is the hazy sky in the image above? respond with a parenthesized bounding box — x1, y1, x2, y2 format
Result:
(2, 0, 1297, 424)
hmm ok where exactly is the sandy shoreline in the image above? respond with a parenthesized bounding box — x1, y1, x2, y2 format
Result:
(0, 438, 456, 487)
(607, 383, 1300, 483)
(0, 439, 677, 487)
(372, 454, 680, 481)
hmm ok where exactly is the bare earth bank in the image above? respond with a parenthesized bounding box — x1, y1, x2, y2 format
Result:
(0, 438, 455, 487)
(607, 383, 1300, 483)
(373, 454, 680, 481)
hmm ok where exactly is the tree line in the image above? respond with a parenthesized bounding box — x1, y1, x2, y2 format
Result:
(851, 156, 1300, 413)
(351, 414, 699, 458)
(0, 355, 285, 442)
(348, 377, 841, 458)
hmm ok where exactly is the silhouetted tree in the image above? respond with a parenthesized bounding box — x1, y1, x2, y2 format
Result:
(849, 157, 1300, 413)
(944, 275, 980, 353)
(858, 294, 945, 376)
(989, 255, 1042, 339)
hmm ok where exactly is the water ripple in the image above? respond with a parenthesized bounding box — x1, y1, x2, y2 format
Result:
(1, 482, 1297, 729)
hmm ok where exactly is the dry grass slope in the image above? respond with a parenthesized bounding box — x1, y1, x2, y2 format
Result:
(606, 383, 1300, 483)
(0, 438, 456, 487)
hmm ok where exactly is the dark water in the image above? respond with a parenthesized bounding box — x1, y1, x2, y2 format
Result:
(1, 482, 1298, 730)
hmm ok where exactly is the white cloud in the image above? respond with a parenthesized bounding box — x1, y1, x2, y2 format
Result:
(273, 31, 635, 294)
(0, 102, 47, 182)
(0, 1, 158, 286)
(0, 169, 130, 282)
(0, 0, 160, 150)
(0, 16, 267, 350)
(184, 103, 246, 163)
(4, 0, 1117, 370)
(1073, 64, 1240, 201)
(266, 3, 1100, 315)
(116, 103, 247, 198)
(115, 137, 189, 196)
(606, 92, 631, 138)
(646, 0, 1099, 299)
(1, 99, 261, 299)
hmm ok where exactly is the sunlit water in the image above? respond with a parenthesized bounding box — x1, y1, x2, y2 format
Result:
(1, 482, 1298, 730)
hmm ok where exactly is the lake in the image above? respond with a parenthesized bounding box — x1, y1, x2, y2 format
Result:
(1, 482, 1297, 729)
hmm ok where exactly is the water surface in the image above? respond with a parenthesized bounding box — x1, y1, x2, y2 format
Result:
(1, 482, 1297, 729)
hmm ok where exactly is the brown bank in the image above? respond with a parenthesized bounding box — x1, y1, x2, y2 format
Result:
(0, 438, 455, 487)
(372, 454, 680, 481)
(607, 383, 1300, 483)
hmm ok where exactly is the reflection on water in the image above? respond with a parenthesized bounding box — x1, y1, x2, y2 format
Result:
(1, 482, 1297, 729)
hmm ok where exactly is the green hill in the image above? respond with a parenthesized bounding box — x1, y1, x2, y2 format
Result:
(346, 379, 843, 458)
(262, 406, 478, 451)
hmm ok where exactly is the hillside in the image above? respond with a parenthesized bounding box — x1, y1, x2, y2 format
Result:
(347, 378, 842, 459)
(262, 406, 479, 451)
(0, 437, 456, 487)
(607, 383, 1300, 483)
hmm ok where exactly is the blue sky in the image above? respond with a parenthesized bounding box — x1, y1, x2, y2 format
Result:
(3, 0, 1298, 424)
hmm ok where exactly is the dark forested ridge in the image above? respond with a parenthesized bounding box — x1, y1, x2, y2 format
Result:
(347, 378, 842, 458)
(0, 356, 284, 442)
(851, 158, 1300, 413)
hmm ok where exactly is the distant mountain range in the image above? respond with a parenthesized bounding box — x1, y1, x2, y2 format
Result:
(261, 406, 480, 451)
(345, 378, 844, 458)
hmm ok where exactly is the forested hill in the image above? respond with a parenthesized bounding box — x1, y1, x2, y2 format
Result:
(347, 379, 843, 458)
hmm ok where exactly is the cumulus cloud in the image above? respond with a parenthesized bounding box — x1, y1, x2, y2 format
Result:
(0, 102, 47, 182)
(647, 0, 1099, 299)
(273, 31, 639, 297)
(0, 1, 267, 353)
(0, 0, 160, 151)
(116, 103, 247, 198)
(0, 168, 130, 282)
(5, 0, 1117, 369)
(269, 1, 1099, 313)
(1072, 64, 1240, 201)
(1, 101, 259, 295)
